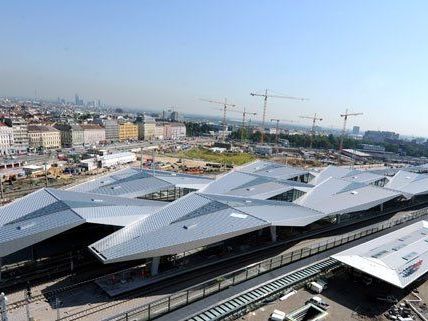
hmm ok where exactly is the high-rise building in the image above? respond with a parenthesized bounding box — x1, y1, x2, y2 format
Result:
(74, 94, 83, 106)
(352, 126, 360, 135)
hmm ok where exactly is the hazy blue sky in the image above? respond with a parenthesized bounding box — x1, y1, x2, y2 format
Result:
(1, 1, 427, 136)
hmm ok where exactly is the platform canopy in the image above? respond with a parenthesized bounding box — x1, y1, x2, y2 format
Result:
(201, 169, 312, 199)
(332, 220, 428, 288)
(68, 167, 213, 198)
(295, 177, 402, 215)
(4, 160, 428, 265)
(385, 170, 428, 197)
(310, 165, 387, 186)
(89, 192, 325, 263)
(0, 188, 166, 257)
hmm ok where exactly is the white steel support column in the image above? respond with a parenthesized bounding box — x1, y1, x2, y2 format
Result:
(270, 226, 277, 243)
(0, 292, 8, 321)
(151, 256, 160, 276)
(380, 203, 384, 212)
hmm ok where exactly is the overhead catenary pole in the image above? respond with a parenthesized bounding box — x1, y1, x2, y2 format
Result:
(339, 109, 363, 164)
(250, 89, 308, 144)
(0, 292, 8, 321)
(299, 113, 323, 148)
(200, 98, 237, 141)
(44, 162, 48, 187)
(0, 175, 3, 205)
(140, 147, 144, 169)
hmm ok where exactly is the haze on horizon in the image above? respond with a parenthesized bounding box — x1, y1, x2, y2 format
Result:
(1, 1, 427, 137)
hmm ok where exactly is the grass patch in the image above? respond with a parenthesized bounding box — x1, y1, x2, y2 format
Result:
(177, 148, 255, 166)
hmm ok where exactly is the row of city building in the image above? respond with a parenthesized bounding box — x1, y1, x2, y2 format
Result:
(0, 115, 186, 154)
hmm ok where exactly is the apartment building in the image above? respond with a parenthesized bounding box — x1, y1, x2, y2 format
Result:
(0, 117, 29, 154)
(0, 123, 14, 155)
(54, 124, 84, 147)
(118, 122, 138, 141)
(93, 118, 119, 143)
(28, 125, 61, 149)
(80, 124, 106, 145)
(136, 115, 156, 141)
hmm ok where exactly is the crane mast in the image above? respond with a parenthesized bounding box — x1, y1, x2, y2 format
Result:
(200, 98, 236, 141)
(241, 108, 256, 142)
(270, 118, 295, 153)
(227, 107, 256, 142)
(339, 108, 363, 163)
(250, 89, 308, 144)
(299, 113, 323, 148)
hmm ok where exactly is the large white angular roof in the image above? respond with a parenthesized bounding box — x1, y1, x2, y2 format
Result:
(332, 220, 428, 288)
(201, 170, 311, 199)
(4, 161, 428, 263)
(89, 192, 325, 263)
(385, 170, 428, 197)
(311, 165, 386, 186)
(295, 177, 401, 215)
(0, 188, 165, 257)
(68, 167, 213, 198)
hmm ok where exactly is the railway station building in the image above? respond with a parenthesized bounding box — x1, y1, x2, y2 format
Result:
(2, 161, 428, 278)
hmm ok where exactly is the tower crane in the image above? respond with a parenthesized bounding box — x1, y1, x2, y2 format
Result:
(250, 89, 308, 144)
(299, 113, 323, 148)
(270, 118, 295, 152)
(339, 109, 363, 163)
(200, 98, 236, 141)
(228, 108, 257, 142)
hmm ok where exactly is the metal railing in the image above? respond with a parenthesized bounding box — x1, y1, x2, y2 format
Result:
(102, 207, 428, 321)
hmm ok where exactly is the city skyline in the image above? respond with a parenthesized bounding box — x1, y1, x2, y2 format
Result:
(1, 1, 428, 136)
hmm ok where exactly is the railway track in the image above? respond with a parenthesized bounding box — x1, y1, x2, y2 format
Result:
(6, 205, 428, 320)
(6, 262, 147, 312)
(56, 250, 270, 321)
(57, 207, 428, 321)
